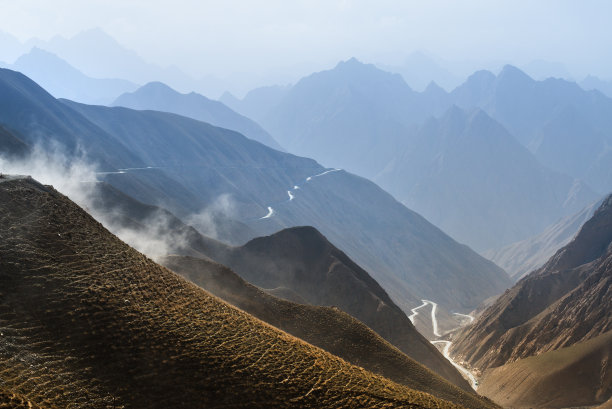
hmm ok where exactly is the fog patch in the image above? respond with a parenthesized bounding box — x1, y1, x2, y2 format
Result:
(0, 143, 98, 205)
(186, 193, 237, 241)
(0, 146, 223, 261)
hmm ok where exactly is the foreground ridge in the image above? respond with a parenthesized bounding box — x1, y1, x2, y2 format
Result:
(0, 176, 471, 408)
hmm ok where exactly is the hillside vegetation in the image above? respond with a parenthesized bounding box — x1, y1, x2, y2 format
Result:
(0, 176, 470, 408)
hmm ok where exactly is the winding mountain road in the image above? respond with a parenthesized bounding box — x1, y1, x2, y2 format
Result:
(409, 299, 478, 390)
(260, 207, 274, 219)
(453, 313, 475, 324)
(408, 301, 428, 324)
(431, 340, 478, 389)
(96, 166, 158, 175)
(258, 168, 341, 219)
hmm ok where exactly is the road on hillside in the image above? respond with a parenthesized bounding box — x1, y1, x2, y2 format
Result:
(409, 299, 478, 390)
(258, 168, 341, 219)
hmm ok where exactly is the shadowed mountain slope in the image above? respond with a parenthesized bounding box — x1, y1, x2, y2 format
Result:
(113, 81, 282, 150)
(0, 68, 141, 170)
(478, 330, 612, 408)
(0, 125, 30, 158)
(0, 176, 471, 409)
(453, 193, 612, 370)
(88, 183, 472, 388)
(161, 255, 499, 409)
(197, 226, 475, 386)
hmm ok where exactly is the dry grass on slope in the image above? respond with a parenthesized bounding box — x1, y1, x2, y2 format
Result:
(161, 255, 498, 409)
(0, 177, 464, 409)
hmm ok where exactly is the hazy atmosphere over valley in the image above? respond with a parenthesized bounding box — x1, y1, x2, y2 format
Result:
(0, 1, 610, 408)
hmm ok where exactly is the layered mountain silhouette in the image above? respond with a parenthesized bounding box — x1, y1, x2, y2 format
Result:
(9, 47, 138, 104)
(259, 58, 426, 176)
(0, 175, 477, 409)
(452, 194, 612, 407)
(381, 51, 462, 91)
(113, 81, 282, 150)
(161, 255, 499, 409)
(581, 75, 612, 98)
(0, 68, 509, 312)
(220, 84, 290, 123)
(452, 65, 612, 193)
(255, 59, 598, 251)
(376, 106, 596, 251)
(177, 225, 473, 385)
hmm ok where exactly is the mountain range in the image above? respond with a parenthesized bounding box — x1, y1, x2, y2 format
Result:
(4, 47, 139, 105)
(113, 81, 282, 150)
(249, 59, 598, 251)
(452, 65, 612, 194)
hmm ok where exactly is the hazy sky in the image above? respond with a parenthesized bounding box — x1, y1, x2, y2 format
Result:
(1, 0, 611, 83)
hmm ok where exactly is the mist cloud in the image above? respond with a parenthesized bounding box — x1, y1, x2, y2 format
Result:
(0, 147, 227, 261)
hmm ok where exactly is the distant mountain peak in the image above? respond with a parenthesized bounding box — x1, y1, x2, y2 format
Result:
(339, 56, 363, 66)
(140, 81, 177, 93)
(498, 64, 533, 83)
(424, 80, 447, 95)
(466, 69, 496, 84)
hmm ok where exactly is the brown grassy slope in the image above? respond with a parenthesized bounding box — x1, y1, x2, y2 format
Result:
(90, 181, 471, 390)
(0, 389, 46, 409)
(478, 330, 612, 408)
(453, 194, 612, 369)
(161, 255, 498, 409)
(206, 226, 471, 389)
(0, 177, 465, 409)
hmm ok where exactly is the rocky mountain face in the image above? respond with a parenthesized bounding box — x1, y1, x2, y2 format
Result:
(113, 81, 282, 150)
(0, 176, 474, 409)
(453, 193, 612, 369)
(0, 68, 509, 313)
